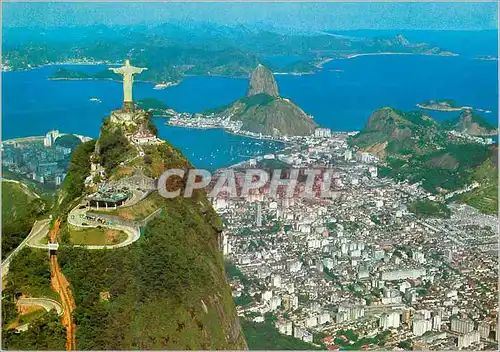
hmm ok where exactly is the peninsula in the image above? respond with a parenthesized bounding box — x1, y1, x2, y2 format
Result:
(416, 99, 469, 112)
(169, 64, 316, 138)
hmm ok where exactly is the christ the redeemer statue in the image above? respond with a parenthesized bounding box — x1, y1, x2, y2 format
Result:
(109, 59, 147, 111)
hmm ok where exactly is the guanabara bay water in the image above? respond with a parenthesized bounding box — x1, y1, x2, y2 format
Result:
(3, 31, 497, 170)
(2, 2, 499, 351)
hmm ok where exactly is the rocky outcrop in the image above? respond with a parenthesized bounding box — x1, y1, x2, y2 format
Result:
(207, 65, 316, 137)
(454, 109, 497, 136)
(246, 64, 279, 97)
(227, 95, 316, 137)
(349, 107, 438, 157)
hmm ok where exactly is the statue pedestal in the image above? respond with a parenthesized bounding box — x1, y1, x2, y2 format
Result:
(122, 101, 135, 112)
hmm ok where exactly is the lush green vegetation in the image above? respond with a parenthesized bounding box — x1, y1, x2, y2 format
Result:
(53, 134, 82, 150)
(58, 139, 96, 212)
(2, 311, 66, 350)
(398, 339, 414, 350)
(2, 247, 56, 301)
(53, 125, 245, 349)
(5, 24, 447, 81)
(2, 247, 59, 347)
(379, 143, 492, 193)
(460, 158, 498, 214)
(408, 199, 451, 218)
(241, 319, 321, 350)
(50, 67, 118, 81)
(444, 110, 498, 132)
(98, 118, 133, 173)
(68, 225, 127, 245)
(58, 192, 245, 349)
(350, 107, 497, 208)
(469, 112, 497, 131)
(240, 93, 276, 112)
(396, 109, 436, 127)
(142, 142, 189, 178)
(419, 99, 460, 109)
(333, 329, 391, 350)
(1, 182, 47, 259)
(49, 67, 93, 79)
(136, 97, 170, 111)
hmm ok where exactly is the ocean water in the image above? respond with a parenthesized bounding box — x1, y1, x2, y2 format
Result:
(276, 54, 498, 131)
(1, 65, 281, 170)
(2, 31, 498, 168)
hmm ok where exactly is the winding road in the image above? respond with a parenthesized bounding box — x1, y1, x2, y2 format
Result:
(67, 205, 141, 249)
(17, 297, 64, 316)
(2, 218, 51, 278)
(3, 201, 156, 350)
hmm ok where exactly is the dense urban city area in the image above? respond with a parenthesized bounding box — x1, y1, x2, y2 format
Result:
(212, 132, 498, 350)
(2, 130, 91, 187)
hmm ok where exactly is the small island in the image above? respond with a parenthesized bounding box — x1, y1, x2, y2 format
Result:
(416, 99, 471, 112)
(153, 81, 180, 89)
(49, 67, 181, 88)
(49, 67, 117, 81)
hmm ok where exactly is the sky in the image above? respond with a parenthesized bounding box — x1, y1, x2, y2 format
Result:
(2, 2, 499, 31)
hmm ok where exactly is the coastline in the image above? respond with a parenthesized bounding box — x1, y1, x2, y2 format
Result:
(415, 104, 466, 112)
(344, 52, 459, 59)
(48, 77, 118, 82)
(272, 51, 460, 76)
(48, 76, 180, 87)
(164, 120, 290, 144)
(5, 51, 460, 80)
(415, 104, 492, 113)
(2, 136, 45, 144)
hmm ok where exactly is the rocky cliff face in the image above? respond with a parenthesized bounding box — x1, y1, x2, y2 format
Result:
(246, 64, 279, 97)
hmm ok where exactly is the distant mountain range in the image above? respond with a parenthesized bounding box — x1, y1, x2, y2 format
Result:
(3, 24, 456, 82)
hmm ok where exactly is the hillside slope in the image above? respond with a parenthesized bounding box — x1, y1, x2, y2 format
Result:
(349, 107, 498, 211)
(1, 181, 46, 259)
(451, 109, 498, 136)
(53, 111, 247, 349)
(349, 107, 441, 158)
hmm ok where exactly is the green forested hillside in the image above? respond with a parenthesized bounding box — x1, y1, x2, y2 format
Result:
(53, 113, 246, 349)
(58, 193, 245, 349)
(2, 247, 65, 350)
(208, 65, 317, 137)
(242, 319, 321, 350)
(2, 311, 66, 351)
(350, 108, 498, 211)
(460, 158, 498, 214)
(1, 181, 46, 259)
